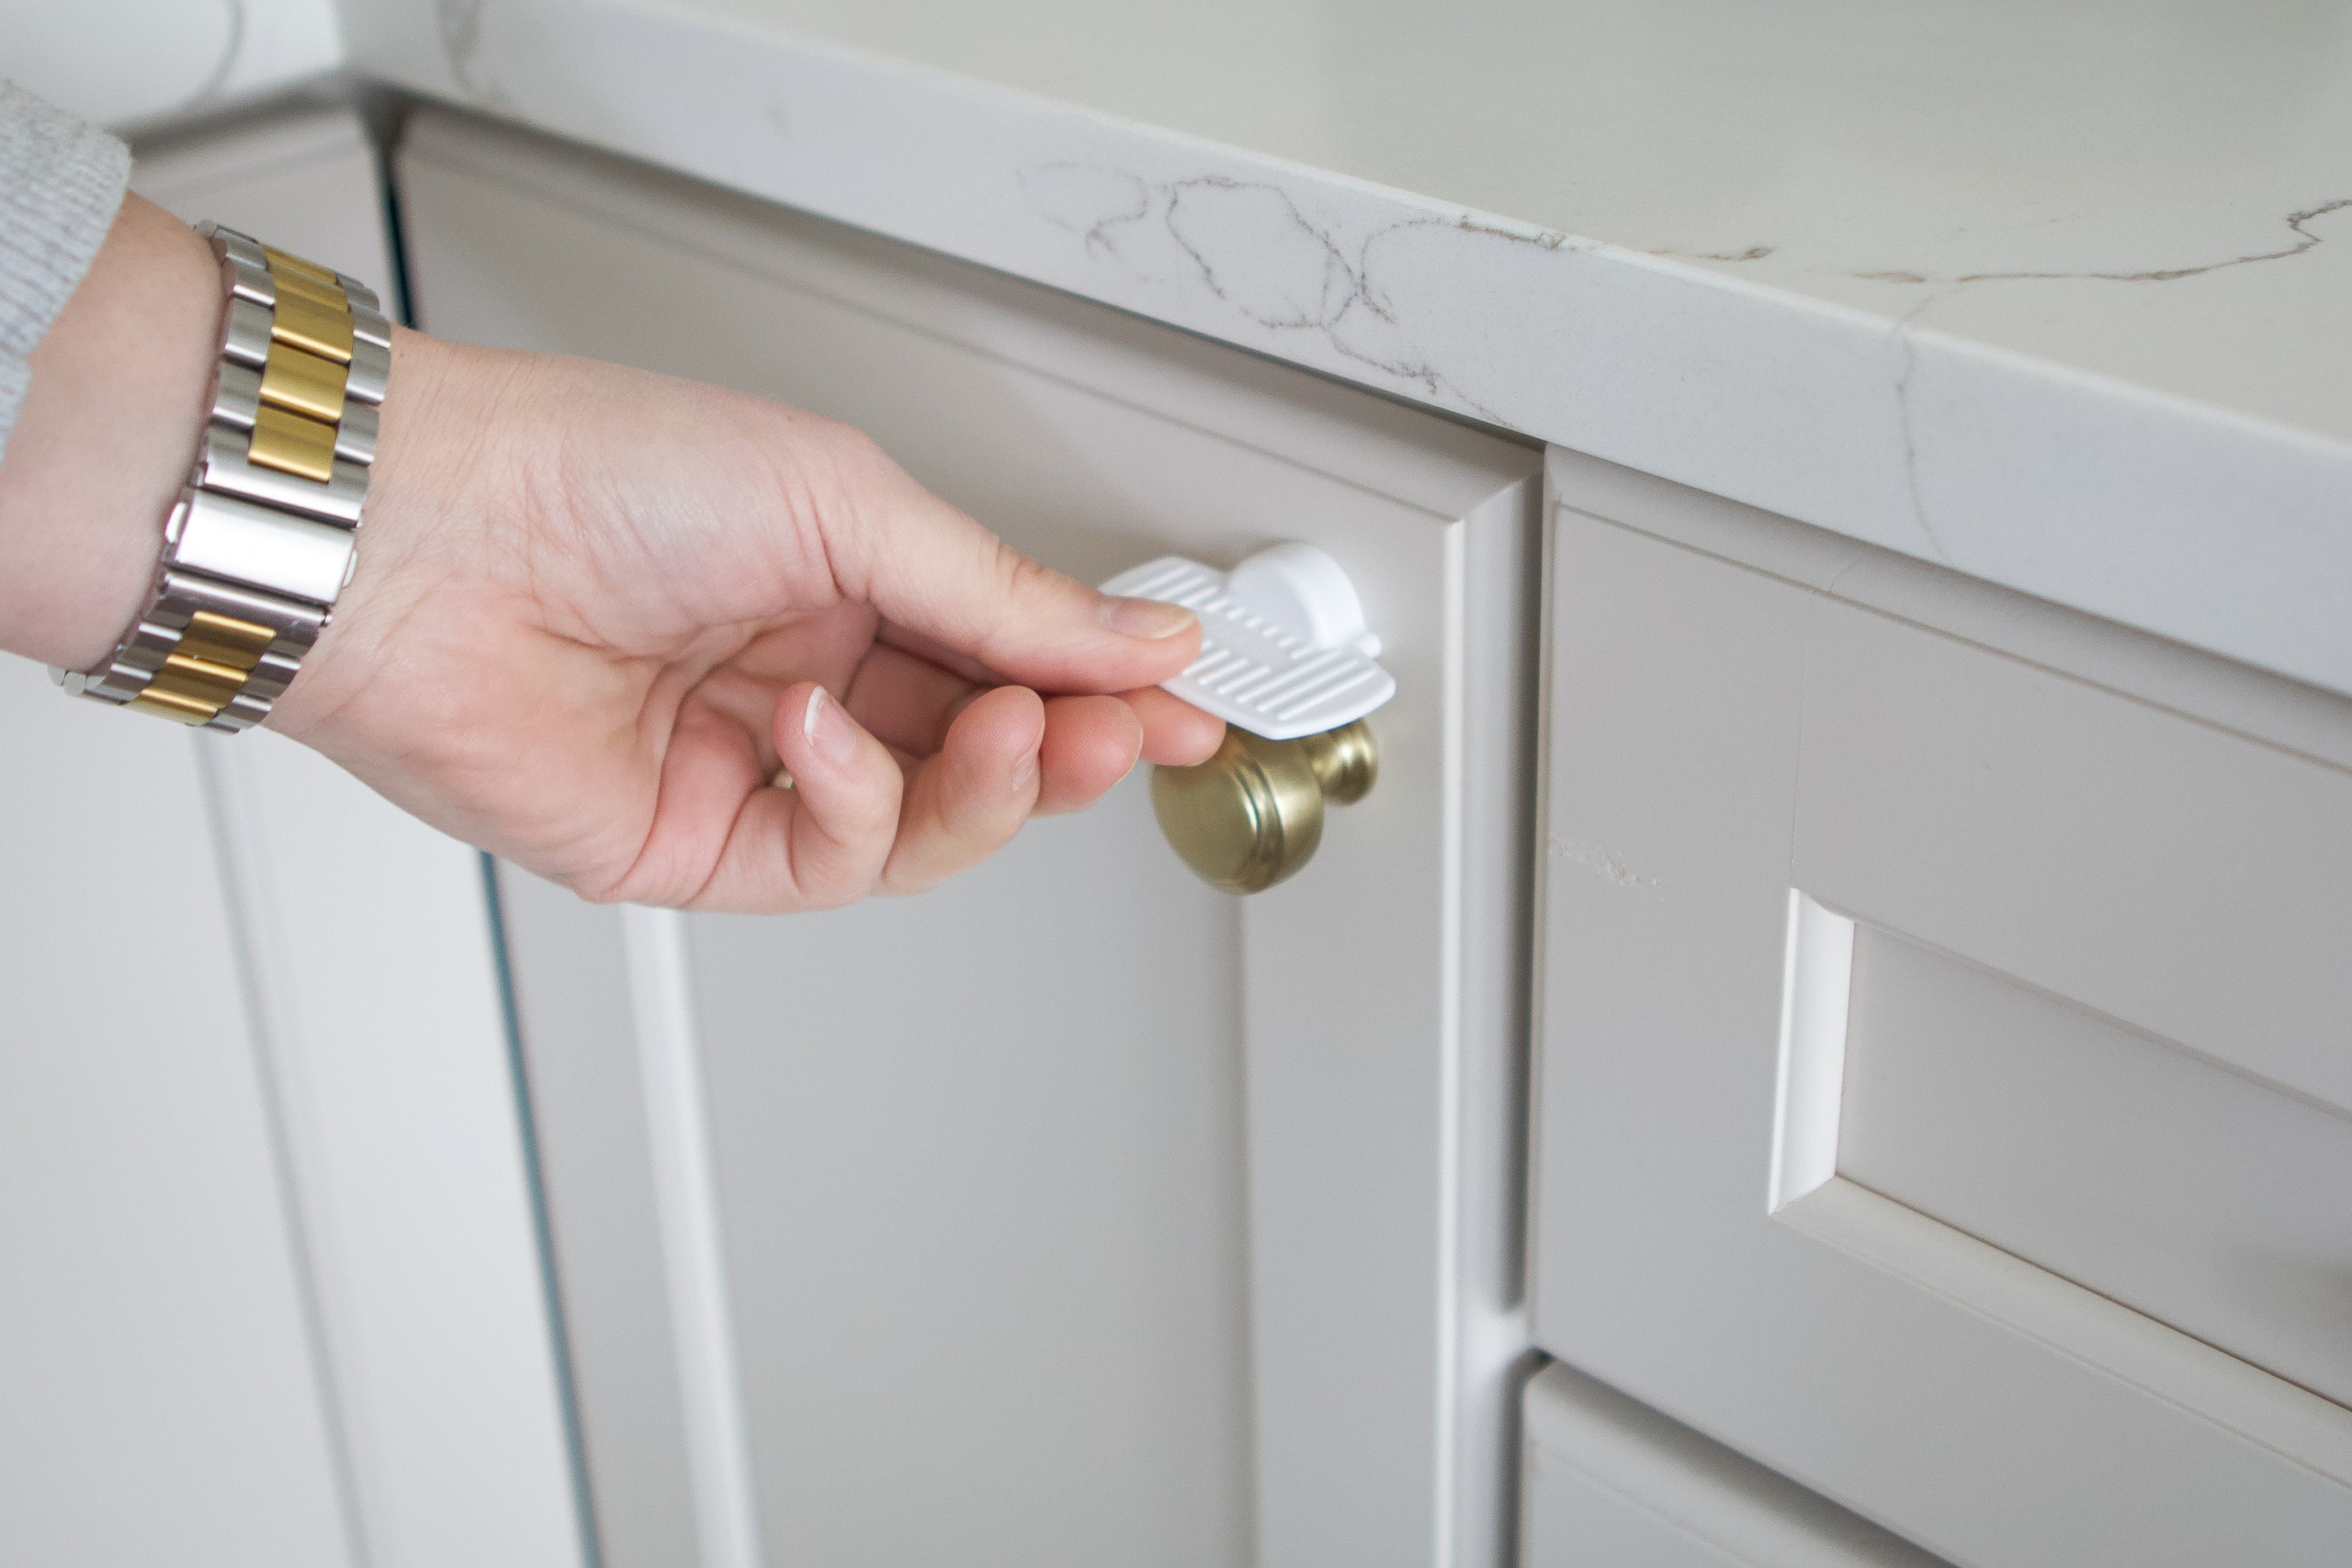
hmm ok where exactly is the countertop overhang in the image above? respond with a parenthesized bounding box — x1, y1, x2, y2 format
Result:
(329, 2, 2352, 699)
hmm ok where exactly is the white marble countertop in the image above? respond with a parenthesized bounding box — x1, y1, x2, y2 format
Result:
(2, 0, 344, 134)
(348, 4, 2349, 694)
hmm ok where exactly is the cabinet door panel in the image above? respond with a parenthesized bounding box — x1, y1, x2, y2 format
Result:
(401, 109, 1538, 1568)
(1530, 448, 2352, 1566)
(692, 787, 1252, 1567)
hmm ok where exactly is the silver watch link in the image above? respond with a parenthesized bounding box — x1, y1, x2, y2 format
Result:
(53, 222, 390, 731)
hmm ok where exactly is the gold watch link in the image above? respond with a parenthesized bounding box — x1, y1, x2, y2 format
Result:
(55, 222, 390, 731)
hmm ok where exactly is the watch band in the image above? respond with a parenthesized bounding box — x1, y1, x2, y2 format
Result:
(54, 222, 390, 731)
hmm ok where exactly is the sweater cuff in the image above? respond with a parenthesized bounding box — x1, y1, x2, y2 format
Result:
(0, 82, 132, 464)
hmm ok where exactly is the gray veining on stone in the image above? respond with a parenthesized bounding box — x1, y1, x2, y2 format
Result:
(180, 0, 249, 117)
(1023, 163, 1544, 423)
(341, 0, 2352, 700)
(436, 0, 500, 103)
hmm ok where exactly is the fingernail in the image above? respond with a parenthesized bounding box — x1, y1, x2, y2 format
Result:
(803, 687, 857, 765)
(1102, 596, 1197, 639)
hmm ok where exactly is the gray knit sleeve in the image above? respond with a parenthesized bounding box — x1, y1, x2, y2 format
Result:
(0, 83, 131, 465)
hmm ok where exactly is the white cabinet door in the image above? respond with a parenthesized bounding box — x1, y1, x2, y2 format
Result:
(132, 108, 585, 1568)
(0, 105, 580, 1568)
(1529, 447, 2352, 1566)
(0, 657, 353, 1568)
(1521, 1362, 1945, 1568)
(394, 107, 1539, 1568)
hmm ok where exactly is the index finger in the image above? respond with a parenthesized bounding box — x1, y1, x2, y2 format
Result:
(819, 438, 1203, 694)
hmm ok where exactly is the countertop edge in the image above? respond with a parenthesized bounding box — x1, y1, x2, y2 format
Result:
(340, 1, 2352, 701)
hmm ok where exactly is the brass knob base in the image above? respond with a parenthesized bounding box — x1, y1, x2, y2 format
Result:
(1149, 719, 1377, 894)
(1296, 719, 1377, 805)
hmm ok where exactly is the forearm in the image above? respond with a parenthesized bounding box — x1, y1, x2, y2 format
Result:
(0, 194, 221, 670)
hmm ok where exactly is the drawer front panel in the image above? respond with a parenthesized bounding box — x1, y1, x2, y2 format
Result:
(1799, 574, 2352, 1408)
(1530, 448, 2352, 1568)
(1841, 920, 2352, 1407)
(1795, 581, 2352, 1116)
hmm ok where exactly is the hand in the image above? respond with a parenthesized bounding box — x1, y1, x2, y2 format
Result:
(0, 198, 1210, 910)
(266, 330, 1226, 910)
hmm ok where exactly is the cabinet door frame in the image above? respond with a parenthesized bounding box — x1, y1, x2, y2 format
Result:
(403, 107, 1544, 1568)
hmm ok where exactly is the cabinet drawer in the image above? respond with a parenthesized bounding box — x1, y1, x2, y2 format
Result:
(1530, 449, 2352, 1566)
(1521, 1362, 1944, 1568)
(399, 109, 1540, 1568)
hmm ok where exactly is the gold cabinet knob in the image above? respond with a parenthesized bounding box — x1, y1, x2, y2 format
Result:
(1149, 720, 1378, 894)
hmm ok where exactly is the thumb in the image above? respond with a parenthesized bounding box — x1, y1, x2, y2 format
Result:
(824, 442, 1201, 693)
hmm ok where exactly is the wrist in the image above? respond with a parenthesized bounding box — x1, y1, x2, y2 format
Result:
(261, 326, 491, 742)
(24, 211, 405, 734)
(0, 196, 220, 671)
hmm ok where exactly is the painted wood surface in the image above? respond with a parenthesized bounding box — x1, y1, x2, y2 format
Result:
(0, 658, 355, 1568)
(401, 107, 1540, 1568)
(1521, 1361, 1946, 1568)
(0, 106, 583, 1568)
(1530, 446, 2352, 1566)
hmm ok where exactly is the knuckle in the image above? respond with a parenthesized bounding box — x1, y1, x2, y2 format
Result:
(978, 544, 1059, 650)
(994, 542, 1056, 602)
(813, 421, 896, 500)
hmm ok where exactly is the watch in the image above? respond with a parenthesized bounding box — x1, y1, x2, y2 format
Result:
(53, 221, 390, 731)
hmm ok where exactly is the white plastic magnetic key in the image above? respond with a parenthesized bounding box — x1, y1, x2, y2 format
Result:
(1100, 543, 1396, 740)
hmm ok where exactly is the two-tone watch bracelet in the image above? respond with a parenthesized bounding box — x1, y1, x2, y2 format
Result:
(52, 222, 390, 731)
